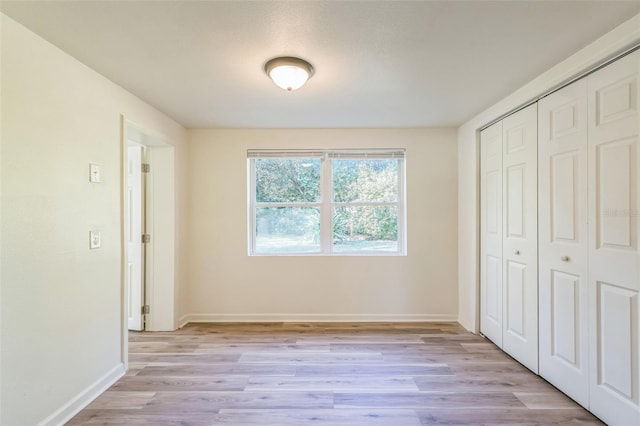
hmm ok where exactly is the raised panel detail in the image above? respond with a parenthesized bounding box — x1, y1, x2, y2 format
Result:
(597, 282, 638, 400)
(551, 271, 580, 367)
(507, 126, 525, 154)
(551, 101, 580, 139)
(597, 76, 638, 126)
(486, 255, 501, 323)
(597, 139, 636, 249)
(486, 171, 499, 235)
(551, 152, 579, 242)
(507, 165, 525, 238)
(487, 136, 500, 159)
(506, 261, 526, 338)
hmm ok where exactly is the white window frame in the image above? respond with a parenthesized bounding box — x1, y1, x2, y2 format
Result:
(248, 149, 406, 256)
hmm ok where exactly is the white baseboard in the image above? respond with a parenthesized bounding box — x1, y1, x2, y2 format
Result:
(178, 314, 191, 328)
(38, 363, 125, 426)
(180, 313, 458, 324)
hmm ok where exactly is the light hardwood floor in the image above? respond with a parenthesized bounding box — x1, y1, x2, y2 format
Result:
(68, 322, 603, 425)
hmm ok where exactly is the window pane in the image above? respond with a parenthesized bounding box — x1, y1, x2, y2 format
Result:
(332, 159, 398, 203)
(332, 206, 398, 253)
(255, 158, 321, 203)
(255, 207, 320, 253)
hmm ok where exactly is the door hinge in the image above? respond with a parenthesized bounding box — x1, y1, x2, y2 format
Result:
(141, 163, 150, 173)
(142, 305, 150, 315)
(142, 234, 151, 243)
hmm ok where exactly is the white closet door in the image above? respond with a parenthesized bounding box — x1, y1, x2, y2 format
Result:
(587, 51, 640, 426)
(481, 121, 504, 347)
(538, 79, 589, 406)
(502, 103, 539, 373)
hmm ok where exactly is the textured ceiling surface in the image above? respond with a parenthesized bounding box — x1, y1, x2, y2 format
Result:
(2, 1, 639, 128)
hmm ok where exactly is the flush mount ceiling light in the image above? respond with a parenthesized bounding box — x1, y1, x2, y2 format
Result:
(264, 56, 314, 91)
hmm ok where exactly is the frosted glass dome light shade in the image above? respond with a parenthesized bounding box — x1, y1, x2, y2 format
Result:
(265, 57, 314, 91)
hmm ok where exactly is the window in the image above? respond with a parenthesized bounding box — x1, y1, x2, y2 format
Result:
(248, 149, 406, 255)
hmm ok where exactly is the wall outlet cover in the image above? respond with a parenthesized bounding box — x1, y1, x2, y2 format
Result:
(89, 230, 101, 249)
(89, 163, 101, 183)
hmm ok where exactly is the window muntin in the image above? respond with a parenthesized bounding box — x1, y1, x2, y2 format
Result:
(249, 150, 405, 255)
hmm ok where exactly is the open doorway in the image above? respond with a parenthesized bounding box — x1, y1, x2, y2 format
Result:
(121, 117, 177, 365)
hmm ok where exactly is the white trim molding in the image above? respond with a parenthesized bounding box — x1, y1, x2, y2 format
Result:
(457, 13, 640, 333)
(178, 314, 191, 328)
(179, 313, 458, 325)
(37, 363, 125, 426)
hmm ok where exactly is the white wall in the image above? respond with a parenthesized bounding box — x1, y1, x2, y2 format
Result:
(0, 14, 187, 425)
(457, 14, 640, 332)
(184, 128, 458, 323)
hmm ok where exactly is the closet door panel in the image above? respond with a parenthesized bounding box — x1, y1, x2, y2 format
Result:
(480, 121, 504, 347)
(506, 259, 526, 337)
(538, 79, 589, 406)
(598, 283, 636, 398)
(550, 270, 580, 363)
(597, 139, 635, 249)
(502, 103, 538, 373)
(588, 50, 640, 426)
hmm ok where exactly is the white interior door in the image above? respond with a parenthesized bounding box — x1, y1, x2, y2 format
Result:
(538, 79, 590, 406)
(502, 103, 539, 373)
(587, 51, 640, 426)
(481, 121, 504, 347)
(127, 144, 144, 331)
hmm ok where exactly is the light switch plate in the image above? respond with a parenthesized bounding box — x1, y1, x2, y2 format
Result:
(89, 230, 101, 249)
(89, 163, 101, 183)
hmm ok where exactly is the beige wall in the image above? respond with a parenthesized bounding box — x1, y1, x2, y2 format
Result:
(185, 128, 458, 322)
(0, 15, 187, 425)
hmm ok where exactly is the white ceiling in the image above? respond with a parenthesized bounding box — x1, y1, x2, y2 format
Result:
(2, 1, 639, 128)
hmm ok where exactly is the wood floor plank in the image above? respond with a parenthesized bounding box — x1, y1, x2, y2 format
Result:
(68, 322, 604, 425)
(382, 351, 514, 364)
(416, 408, 603, 425)
(213, 408, 423, 425)
(513, 391, 583, 409)
(448, 361, 533, 374)
(83, 391, 156, 409)
(195, 343, 330, 353)
(460, 342, 506, 353)
(334, 391, 525, 409)
(110, 375, 249, 392)
(297, 335, 425, 344)
(129, 342, 202, 353)
(136, 364, 297, 376)
(189, 335, 299, 344)
(128, 353, 241, 363)
(145, 391, 334, 411)
(295, 364, 451, 376)
(238, 351, 384, 364)
(245, 375, 420, 391)
(67, 411, 217, 425)
(330, 343, 467, 354)
(414, 372, 556, 392)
